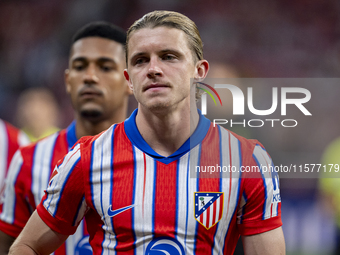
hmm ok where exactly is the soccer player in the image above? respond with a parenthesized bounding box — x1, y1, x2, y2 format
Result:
(0, 119, 29, 196)
(9, 11, 285, 255)
(1, 21, 131, 254)
(0, 119, 29, 253)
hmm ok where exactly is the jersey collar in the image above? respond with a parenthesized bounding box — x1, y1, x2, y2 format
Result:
(124, 109, 211, 164)
(66, 121, 78, 149)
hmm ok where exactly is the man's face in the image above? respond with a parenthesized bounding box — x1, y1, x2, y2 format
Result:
(124, 27, 201, 113)
(66, 37, 129, 121)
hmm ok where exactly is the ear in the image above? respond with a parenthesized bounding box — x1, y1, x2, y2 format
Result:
(124, 69, 134, 92)
(124, 79, 133, 95)
(65, 69, 71, 94)
(194, 60, 209, 82)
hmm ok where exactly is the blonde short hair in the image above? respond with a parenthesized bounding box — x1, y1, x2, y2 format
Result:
(126, 10, 203, 65)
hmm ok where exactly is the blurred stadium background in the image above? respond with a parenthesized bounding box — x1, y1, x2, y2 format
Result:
(1, 0, 340, 254)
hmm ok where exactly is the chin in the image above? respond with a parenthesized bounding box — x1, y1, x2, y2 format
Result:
(80, 109, 103, 121)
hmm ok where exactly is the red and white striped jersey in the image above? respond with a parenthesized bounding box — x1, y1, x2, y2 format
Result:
(0, 119, 29, 195)
(0, 122, 90, 255)
(37, 110, 282, 255)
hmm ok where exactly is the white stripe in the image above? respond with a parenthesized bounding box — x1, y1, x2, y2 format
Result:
(132, 147, 145, 255)
(43, 144, 81, 215)
(176, 153, 189, 251)
(214, 131, 241, 255)
(143, 153, 155, 239)
(253, 145, 274, 220)
(17, 131, 30, 147)
(202, 208, 207, 227)
(208, 204, 213, 229)
(91, 131, 104, 215)
(237, 194, 247, 224)
(0, 120, 8, 192)
(32, 133, 59, 206)
(91, 126, 116, 255)
(0, 150, 23, 224)
(73, 197, 88, 226)
(186, 145, 199, 253)
(272, 197, 278, 217)
(215, 197, 220, 224)
(212, 128, 230, 254)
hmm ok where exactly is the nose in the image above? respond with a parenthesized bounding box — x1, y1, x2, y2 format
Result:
(84, 64, 99, 84)
(147, 57, 163, 79)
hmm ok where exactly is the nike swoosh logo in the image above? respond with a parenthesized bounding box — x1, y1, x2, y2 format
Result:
(107, 204, 135, 217)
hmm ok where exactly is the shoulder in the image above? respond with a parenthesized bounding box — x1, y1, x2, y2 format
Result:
(19, 131, 63, 155)
(75, 123, 121, 156)
(0, 119, 18, 133)
(0, 120, 21, 145)
(218, 125, 265, 156)
(322, 136, 340, 163)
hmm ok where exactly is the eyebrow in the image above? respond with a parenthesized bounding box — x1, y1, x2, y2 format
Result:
(130, 49, 183, 62)
(159, 49, 182, 56)
(71, 57, 117, 64)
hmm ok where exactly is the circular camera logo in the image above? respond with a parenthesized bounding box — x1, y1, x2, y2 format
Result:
(145, 237, 185, 255)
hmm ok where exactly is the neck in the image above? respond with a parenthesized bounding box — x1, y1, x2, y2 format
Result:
(135, 104, 199, 157)
(75, 109, 127, 139)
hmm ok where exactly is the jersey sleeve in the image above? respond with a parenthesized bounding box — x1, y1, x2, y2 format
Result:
(36, 142, 88, 235)
(0, 149, 34, 237)
(237, 143, 282, 236)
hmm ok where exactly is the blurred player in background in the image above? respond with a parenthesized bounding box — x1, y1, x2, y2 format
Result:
(0, 21, 131, 254)
(319, 138, 340, 255)
(16, 87, 61, 142)
(0, 119, 29, 201)
(9, 11, 284, 254)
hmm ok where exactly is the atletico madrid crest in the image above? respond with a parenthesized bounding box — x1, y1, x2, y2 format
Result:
(194, 192, 224, 229)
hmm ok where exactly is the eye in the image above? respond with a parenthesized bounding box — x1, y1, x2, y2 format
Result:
(134, 57, 147, 65)
(73, 63, 85, 71)
(101, 65, 114, 72)
(162, 54, 176, 61)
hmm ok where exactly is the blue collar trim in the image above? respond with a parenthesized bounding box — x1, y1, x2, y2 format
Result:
(66, 121, 78, 149)
(124, 109, 210, 164)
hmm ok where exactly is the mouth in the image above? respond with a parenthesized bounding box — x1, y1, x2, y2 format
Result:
(144, 83, 170, 92)
(79, 87, 103, 98)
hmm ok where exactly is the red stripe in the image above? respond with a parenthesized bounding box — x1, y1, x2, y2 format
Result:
(277, 202, 281, 217)
(85, 209, 105, 253)
(196, 125, 221, 254)
(4, 122, 21, 171)
(82, 139, 104, 251)
(222, 212, 240, 255)
(2, 145, 35, 238)
(206, 205, 211, 228)
(54, 243, 66, 255)
(270, 203, 273, 217)
(111, 125, 135, 254)
(212, 200, 217, 226)
(153, 160, 177, 238)
(219, 196, 223, 220)
(226, 132, 232, 219)
(51, 130, 68, 173)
